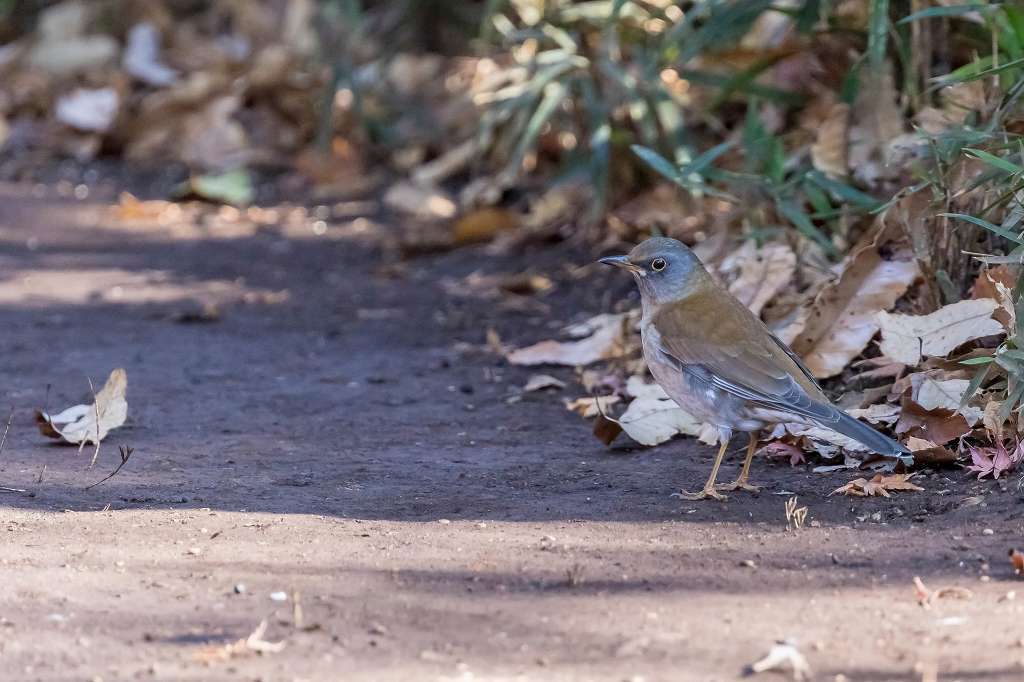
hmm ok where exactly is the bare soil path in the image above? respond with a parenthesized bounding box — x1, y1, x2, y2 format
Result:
(0, 183, 1022, 682)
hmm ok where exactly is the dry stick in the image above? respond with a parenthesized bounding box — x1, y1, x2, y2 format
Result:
(86, 376, 102, 469)
(0, 408, 23, 493)
(85, 446, 134, 490)
(0, 407, 13, 456)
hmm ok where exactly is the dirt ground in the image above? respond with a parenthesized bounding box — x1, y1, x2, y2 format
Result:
(1, 178, 1023, 682)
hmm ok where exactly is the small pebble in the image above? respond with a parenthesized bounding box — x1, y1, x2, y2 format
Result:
(983, 528, 995, 536)
(438, 519, 451, 525)
(739, 559, 757, 569)
(233, 583, 246, 594)
(186, 547, 201, 556)
(269, 591, 288, 602)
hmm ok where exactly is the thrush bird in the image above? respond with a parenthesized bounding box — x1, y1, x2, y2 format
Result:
(601, 237, 909, 501)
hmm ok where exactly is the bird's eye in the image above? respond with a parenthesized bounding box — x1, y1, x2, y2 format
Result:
(651, 258, 667, 272)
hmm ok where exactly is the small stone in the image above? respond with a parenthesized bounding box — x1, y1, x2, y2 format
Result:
(438, 519, 451, 525)
(369, 622, 389, 635)
(186, 547, 201, 556)
(233, 583, 246, 594)
(739, 559, 757, 569)
(983, 528, 995, 536)
(269, 591, 288, 602)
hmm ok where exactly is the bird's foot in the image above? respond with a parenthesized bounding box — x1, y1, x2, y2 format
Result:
(715, 479, 761, 493)
(672, 486, 728, 502)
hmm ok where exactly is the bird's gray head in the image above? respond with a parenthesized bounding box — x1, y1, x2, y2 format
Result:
(599, 237, 707, 307)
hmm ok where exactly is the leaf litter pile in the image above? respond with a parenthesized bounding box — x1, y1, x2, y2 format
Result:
(505, 214, 1019, 489)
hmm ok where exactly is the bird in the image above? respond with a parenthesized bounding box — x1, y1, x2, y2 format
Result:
(600, 237, 909, 501)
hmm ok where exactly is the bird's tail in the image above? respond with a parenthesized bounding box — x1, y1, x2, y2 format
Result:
(817, 409, 913, 464)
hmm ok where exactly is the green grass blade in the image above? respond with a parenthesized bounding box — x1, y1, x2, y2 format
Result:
(940, 212, 1024, 244)
(933, 55, 1024, 86)
(868, 0, 890, 69)
(964, 148, 1024, 175)
(897, 3, 1001, 24)
(777, 199, 837, 255)
(959, 362, 992, 410)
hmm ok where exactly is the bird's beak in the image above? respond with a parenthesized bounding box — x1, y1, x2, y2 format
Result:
(599, 255, 640, 273)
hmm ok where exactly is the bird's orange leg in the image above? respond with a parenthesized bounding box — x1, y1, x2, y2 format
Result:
(716, 432, 761, 493)
(674, 438, 730, 501)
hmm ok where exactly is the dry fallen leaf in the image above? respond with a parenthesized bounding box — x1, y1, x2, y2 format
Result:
(810, 102, 849, 179)
(913, 575, 973, 608)
(508, 313, 630, 366)
(384, 181, 457, 220)
(195, 619, 285, 663)
(760, 441, 806, 466)
(1010, 549, 1024, 575)
(787, 233, 918, 378)
(903, 436, 957, 467)
(564, 395, 620, 419)
(452, 207, 519, 245)
(877, 299, 1004, 366)
(615, 379, 703, 446)
(848, 60, 905, 186)
(911, 376, 983, 426)
(720, 241, 796, 317)
(55, 87, 119, 133)
(522, 374, 565, 392)
(983, 399, 1005, 439)
(744, 639, 811, 681)
(36, 368, 128, 447)
(847, 403, 901, 425)
(782, 423, 871, 453)
(122, 22, 178, 87)
(972, 266, 1017, 331)
(966, 440, 1023, 480)
(895, 396, 971, 445)
(830, 473, 923, 497)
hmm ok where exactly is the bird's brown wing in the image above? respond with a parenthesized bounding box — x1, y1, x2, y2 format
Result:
(651, 288, 832, 422)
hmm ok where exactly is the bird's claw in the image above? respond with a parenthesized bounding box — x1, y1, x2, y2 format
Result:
(715, 480, 761, 493)
(672, 487, 728, 501)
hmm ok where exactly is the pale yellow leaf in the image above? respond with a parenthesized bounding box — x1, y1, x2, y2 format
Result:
(615, 378, 703, 445)
(36, 368, 128, 445)
(720, 241, 796, 316)
(791, 247, 918, 378)
(911, 376, 983, 425)
(564, 395, 620, 419)
(508, 313, 629, 366)
(811, 102, 849, 178)
(522, 374, 565, 392)
(877, 299, 1004, 365)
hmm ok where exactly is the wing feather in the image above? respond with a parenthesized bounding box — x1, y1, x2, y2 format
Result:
(651, 291, 836, 423)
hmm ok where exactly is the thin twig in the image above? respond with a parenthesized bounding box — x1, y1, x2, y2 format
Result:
(0, 408, 18, 493)
(86, 376, 101, 469)
(85, 446, 134, 490)
(0, 407, 12, 457)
